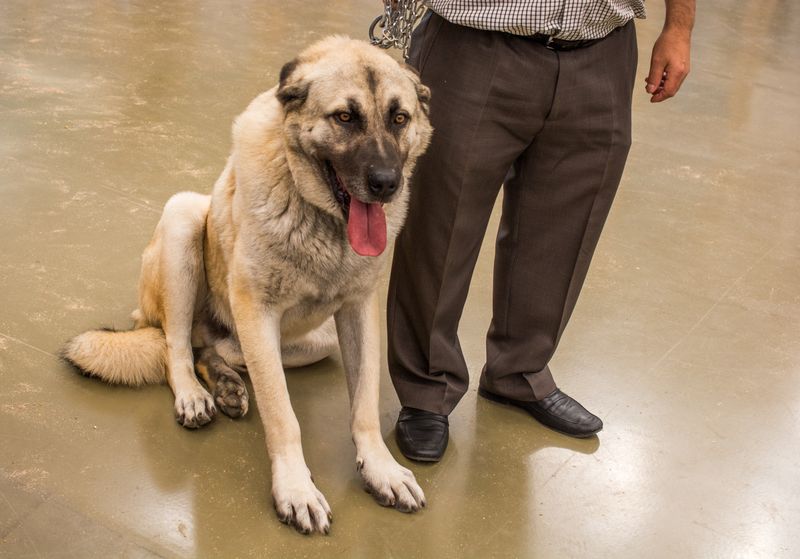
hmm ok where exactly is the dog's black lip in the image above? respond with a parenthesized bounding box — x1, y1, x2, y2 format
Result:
(324, 160, 350, 219)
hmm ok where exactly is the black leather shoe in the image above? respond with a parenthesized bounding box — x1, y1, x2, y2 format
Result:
(395, 407, 449, 462)
(478, 387, 602, 438)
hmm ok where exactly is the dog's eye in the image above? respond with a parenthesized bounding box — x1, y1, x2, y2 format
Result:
(393, 113, 409, 126)
(336, 112, 352, 123)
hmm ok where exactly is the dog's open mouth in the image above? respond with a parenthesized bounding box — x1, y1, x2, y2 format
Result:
(324, 160, 387, 257)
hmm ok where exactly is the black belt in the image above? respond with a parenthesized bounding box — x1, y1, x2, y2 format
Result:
(528, 23, 629, 51)
(529, 33, 605, 51)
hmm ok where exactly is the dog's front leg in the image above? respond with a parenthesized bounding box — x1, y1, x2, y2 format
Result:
(231, 277, 332, 535)
(334, 291, 426, 512)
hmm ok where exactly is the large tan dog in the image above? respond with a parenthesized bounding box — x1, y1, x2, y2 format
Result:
(62, 37, 432, 534)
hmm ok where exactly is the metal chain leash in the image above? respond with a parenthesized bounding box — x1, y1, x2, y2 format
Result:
(369, 0, 426, 59)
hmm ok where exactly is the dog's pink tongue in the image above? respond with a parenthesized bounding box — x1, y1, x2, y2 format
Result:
(347, 198, 387, 257)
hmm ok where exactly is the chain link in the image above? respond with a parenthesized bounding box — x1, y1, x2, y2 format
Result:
(369, 0, 426, 59)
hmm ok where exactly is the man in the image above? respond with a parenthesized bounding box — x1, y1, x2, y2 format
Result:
(388, 0, 695, 461)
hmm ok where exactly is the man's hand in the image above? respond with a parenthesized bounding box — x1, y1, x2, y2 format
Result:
(645, 0, 695, 103)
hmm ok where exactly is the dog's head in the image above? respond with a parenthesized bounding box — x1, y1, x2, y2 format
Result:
(276, 37, 432, 257)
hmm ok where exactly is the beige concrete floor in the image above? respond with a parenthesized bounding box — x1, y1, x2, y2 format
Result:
(1, 1, 798, 557)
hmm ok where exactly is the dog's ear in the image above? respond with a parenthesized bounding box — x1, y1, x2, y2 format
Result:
(414, 82, 431, 115)
(403, 64, 431, 116)
(277, 58, 309, 110)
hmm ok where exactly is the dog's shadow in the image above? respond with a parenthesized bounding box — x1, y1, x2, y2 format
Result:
(131, 366, 601, 551)
(133, 357, 365, 547)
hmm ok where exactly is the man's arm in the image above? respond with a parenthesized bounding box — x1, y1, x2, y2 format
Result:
(645, 0, 696, 103)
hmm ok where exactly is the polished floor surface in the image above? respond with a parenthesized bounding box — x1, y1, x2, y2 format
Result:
(1, 1, 798, 557)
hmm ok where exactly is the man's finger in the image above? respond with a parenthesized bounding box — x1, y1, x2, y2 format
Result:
(646, 58, 666, 94)
(650, 88, 669, 103)
(651, 64, 688, 103)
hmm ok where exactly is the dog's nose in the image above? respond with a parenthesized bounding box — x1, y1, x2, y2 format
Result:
(367, 168, 399, 198)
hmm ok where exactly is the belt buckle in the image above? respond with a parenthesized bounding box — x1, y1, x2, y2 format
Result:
(545, 35, 556, 50)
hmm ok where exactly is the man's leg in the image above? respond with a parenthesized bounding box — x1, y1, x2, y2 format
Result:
(387, 14, 558, 459)
(480, 22, 639, 435)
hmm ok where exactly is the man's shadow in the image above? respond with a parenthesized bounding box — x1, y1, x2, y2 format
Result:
(377, 393, 601, 554)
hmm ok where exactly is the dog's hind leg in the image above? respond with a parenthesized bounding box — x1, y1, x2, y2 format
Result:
(195, 346, 249, 418)
(148, 192, 217, 428)
(281, 318, 338, 368)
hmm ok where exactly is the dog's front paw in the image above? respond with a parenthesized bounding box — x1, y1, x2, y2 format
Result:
(213, 372, 249, 418)
(174, 386, 216, 428)
(357, 449, 426, 513)
(272, 468, 332, 535)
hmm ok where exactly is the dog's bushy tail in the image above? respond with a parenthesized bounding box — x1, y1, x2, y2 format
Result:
(61, 327, 167, 386)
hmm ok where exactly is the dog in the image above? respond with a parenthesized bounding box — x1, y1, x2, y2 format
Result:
(61, 36, 432, 535)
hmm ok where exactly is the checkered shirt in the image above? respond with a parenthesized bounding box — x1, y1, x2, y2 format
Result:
(424, 0, 646, 40)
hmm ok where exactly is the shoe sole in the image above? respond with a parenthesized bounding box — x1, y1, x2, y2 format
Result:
(400, 452, 443, 463)
(478, 387, 602, 438)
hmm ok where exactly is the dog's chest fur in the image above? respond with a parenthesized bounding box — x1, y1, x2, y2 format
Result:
(234, 191, 388, 334)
